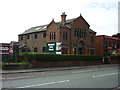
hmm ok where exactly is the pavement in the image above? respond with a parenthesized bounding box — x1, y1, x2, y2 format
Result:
(1, 64, 118, 74)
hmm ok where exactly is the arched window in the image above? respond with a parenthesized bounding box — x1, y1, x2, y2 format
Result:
(34, 33, 37, 39)
(21, 36, 23, 40)
(43, 32, 46, 37)
(34, 47, 38, 52)
(42, 47, 46, 52)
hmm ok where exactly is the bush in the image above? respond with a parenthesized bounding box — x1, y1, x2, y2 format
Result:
(20, 52, 102, 62)
(110, 55, 120, 60)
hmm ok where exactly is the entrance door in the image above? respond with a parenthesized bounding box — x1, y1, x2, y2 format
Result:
(78, 48, 82, 54)
(73, 48, 77, 54)
(62, 48, 68, 54)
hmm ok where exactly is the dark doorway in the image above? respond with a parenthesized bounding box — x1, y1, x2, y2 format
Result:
(34, 47, 38, 52)
(78, 48, 82, 54)
(62, 48, 68, 54)
(73, 48, 77, 54)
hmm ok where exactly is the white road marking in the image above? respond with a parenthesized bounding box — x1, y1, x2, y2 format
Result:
(72, 70, 93, 73)
(17, 80, 70, 88)
(0, 77, 5, 79)
(6, 76, 31, 80)
(107, 68, 113, 70)
(93, 72, 118, 78)
(2, 78, 5, 79)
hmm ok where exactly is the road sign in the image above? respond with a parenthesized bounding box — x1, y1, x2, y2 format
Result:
(56, 42, 62, 54)
(47, 42, 62, 54)
(47, 42, 56, 53)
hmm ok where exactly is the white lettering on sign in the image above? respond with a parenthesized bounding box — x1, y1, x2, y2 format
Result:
(0, 47, 9, 51)
(49, 49, 54, 51)
(49, 46, 53, 48)
(48, 44, 55, 46)
(56, 43, 62, 50)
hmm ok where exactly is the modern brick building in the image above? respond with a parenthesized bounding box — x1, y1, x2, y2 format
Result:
(18, 12, 96, 55)
(96, 35, 120, 56)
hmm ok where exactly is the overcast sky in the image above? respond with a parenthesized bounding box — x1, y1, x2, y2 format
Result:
(0, 0, 119, 43)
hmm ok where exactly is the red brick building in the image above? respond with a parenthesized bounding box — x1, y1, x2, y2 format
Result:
(19, 12, 96, 55)
(96, 35, 120, 56)
(0, 43, 10, 55)
(9, 41, 19, 55)
(1, 41, 19, 63)
(112, 33, 120, 39)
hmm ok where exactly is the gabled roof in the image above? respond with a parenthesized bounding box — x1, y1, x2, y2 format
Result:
(18, 15, 91, 36)
(18, 18, 75, 35)
(79, 15, 90, 27)
(88, 29, 96, 34)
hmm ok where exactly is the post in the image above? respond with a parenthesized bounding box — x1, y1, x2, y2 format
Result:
(102, 57, 105, 64)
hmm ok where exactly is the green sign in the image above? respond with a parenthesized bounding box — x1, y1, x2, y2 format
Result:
(47, 42, 56, 53)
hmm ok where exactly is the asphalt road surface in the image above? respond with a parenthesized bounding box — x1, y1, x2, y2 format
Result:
(2, 64, 119, 89)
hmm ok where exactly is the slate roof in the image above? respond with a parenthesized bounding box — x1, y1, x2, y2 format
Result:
(19, 25, 48, 35)
(56, 23, 70, 29)
(65, 18, 76, 24)
(88, 29, 96, 34)
(19, 18, 75, 35)
(19, 18, 95, 36)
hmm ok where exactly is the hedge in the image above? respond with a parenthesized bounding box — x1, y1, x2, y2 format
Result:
(20, 52, 103, 62)
(110, 55, 120, 60)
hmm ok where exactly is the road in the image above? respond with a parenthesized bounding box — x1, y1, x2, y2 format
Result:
(2, 64, 119, 89)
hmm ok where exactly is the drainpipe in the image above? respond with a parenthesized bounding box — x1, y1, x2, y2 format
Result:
(69, 28, 72, 54)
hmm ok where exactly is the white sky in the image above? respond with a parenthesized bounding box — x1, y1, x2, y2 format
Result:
(0, 0, 119, 43)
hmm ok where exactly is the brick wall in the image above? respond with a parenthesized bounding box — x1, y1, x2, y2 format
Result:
(19, 32, 46, 53)
(32, 60, 103, 68)
(96, 35, 120, 56)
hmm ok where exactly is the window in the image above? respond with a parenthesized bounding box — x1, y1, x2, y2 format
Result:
(81, 31, 84, 38)
(43, 32, 46, 37)
(104, 41, 107, 48)
(76, 30, 79, 37)
(27, 35, 30, 39)
(34, 33, 37, 39)
(74, 29, 86, 38)
(112, 42, 115, 48)
(108, 41, 111, 47)
(65, 32, 67, 40)
(34, 47, 38, 52)
(83, 31, 86, 38)
(78, 29, 81, 37)
(62, 32, 67, 40)
(117, 42, 120, 48)
(50, 32, 56, 40)
(21, 36, 23, 40)
(90, 49, 95, 55)
(53, 32, 56, 40)
(74, 29, 77, 37)
(42, 47, 46, 52)
(50, 33, 52, 40)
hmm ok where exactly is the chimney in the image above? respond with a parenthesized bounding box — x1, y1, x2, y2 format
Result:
(61, 12, 67, 24)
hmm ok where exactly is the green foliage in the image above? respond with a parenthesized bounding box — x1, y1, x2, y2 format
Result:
(20, 52, 103, 62)
(15, 61, 29, 65)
